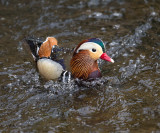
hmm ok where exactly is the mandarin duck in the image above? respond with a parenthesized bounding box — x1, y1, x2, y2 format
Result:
(25, 37, 68, 80)
(70, 38, 114, 80)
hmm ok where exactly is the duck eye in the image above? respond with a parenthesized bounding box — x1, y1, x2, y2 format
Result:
(92, 48, 96, 52)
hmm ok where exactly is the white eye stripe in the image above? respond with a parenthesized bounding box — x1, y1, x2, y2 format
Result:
(76, 42, 102, 53)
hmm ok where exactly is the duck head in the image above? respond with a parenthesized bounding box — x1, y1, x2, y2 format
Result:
(70, 38, 114, 80)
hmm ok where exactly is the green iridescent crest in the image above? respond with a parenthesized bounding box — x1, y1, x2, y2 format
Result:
(87, 38, 105, 52)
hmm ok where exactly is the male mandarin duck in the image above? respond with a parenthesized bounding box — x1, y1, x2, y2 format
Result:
(26, 37, 114, 81)
(25, 37, 66, 80)
(70, 38, 114, 80)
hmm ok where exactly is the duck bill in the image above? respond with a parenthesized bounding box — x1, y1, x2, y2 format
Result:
(100, 53, 114, 63)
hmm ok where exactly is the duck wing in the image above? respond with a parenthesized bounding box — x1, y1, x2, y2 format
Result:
(25, 36, 44, 61)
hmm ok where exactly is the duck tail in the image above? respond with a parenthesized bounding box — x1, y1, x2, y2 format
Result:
(25, 36, 44, 61)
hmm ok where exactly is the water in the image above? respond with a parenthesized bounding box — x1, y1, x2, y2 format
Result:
(0, 0, 160, 132)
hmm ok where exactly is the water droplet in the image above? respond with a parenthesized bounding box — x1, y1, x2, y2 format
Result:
(93, 12, 102, 17)
(130, 49, 134, 52)
(109, 42, 118, 46)
(112, 12, 122, 17)
(140, 54, 145, 59)
(123, 53, 128, 57)
(113, 24, 120, 29)
(0, 17, 5, 21)
(151, 11, 157, 16)
(101, 27, 106, 31)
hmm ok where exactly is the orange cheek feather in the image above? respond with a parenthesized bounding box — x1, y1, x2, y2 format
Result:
(89, 52, 100, 60)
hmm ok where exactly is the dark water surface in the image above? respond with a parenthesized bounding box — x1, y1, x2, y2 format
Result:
(0, 0, 160, 132)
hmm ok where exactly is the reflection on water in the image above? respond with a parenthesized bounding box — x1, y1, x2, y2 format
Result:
(0, 0, 160, 132)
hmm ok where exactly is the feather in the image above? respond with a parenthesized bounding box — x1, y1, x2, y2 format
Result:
(70, 51, 98, 80)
